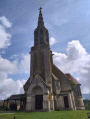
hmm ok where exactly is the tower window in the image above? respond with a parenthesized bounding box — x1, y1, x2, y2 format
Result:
(34, 31, 38, 45)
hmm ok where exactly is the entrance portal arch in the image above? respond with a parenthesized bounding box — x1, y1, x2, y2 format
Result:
(32, 86, 43, 95)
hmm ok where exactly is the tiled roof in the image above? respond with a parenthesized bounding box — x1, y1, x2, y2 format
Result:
(7, 94, 26, 100)
(65, 73, 80, 84)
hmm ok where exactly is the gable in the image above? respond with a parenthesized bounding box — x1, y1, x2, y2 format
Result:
(27, 75, 49, 95)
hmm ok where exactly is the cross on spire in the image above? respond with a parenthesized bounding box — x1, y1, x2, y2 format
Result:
(39, 7, 42, 14)
(39, 7, 42, 11)
(38, 7, 44, 27)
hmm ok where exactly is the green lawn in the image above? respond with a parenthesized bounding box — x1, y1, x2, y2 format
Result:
(0, 110, 89, 119)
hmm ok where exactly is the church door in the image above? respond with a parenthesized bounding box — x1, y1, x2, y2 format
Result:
(64, 96, 69, 108)
(35, 95, 43, 110)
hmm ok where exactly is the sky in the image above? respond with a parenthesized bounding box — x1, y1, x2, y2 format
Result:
(0, 0, 90, 100)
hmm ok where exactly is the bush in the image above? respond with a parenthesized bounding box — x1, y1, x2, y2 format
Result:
(84, 99, 90, 110)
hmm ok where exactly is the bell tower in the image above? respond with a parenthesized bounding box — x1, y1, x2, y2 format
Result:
(30, 8, 53, 83)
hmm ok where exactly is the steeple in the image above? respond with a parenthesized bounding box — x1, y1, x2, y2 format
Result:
(34, 8, 49, 46)
(38, 7, 44, 27)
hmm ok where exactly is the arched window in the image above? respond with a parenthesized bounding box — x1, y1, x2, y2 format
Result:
(34, 31, 38, 45)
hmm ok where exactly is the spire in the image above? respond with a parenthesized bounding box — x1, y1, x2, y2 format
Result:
(38, 7, 44, 27)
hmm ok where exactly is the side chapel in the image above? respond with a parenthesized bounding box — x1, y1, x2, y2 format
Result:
(7, 8, 85, 111)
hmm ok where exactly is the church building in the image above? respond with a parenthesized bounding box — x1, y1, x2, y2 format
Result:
(7, 8, 85, 111)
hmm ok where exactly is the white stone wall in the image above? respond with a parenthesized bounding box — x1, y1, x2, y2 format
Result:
(26, 75, 51, 111)
(76, 97, 85, 110)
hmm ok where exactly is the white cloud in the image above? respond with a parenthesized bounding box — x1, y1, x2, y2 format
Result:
(19, 54, 30, 74)
(53, 40, 90, 94)
(1, 50, 6, 54)
(0, 56, 17, 74)
(0, 53, 30, 100)
(67, 40, 87, 60)
(9, 54, 30, 74)
(0, 16, 30, 100)
(0, 16, 12, 49)
(50, 37, 57, 46)
(0, 16, 12, 28)
(0, 56, 19, 99)
(0, 73, 26, 100)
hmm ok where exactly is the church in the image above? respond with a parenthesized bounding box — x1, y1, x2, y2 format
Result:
(6, 8, 85, 111)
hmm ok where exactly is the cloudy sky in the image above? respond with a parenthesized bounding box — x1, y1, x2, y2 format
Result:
(0, 0, 90, 100)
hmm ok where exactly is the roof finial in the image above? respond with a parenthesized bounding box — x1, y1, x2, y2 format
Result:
(39, 7, 42, 12)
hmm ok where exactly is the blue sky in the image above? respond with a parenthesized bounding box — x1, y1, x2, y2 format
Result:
(0, 0, 90, 99)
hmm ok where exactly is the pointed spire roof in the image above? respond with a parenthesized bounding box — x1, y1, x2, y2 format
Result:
(38, 7, 44, 27)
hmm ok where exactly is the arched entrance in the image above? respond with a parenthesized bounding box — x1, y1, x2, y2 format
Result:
(32, 86, 43, 110)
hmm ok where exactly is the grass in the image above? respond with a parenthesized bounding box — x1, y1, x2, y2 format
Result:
(0, 110, 89, 119)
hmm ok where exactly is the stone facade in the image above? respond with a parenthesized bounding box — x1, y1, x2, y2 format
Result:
(7, 8, 85, 111)
(23, 8, 85, 111)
